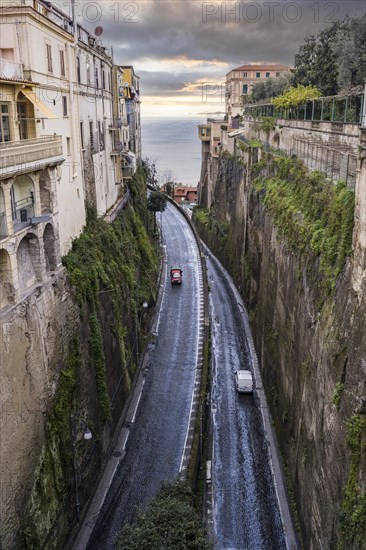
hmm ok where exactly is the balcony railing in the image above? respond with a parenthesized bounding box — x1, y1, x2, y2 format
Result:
(0, 136, 63, 173)
(12, 195, 34, 232)
(0, 58, 24, 80)
(122, 165, 136, 178)
(0, 212, 7, 240)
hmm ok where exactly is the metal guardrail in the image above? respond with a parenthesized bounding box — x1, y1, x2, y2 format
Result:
(243, 93, 364, 125)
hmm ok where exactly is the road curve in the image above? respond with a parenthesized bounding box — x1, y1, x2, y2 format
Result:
(87, 202, 203, 549)
(207, 253, 287, 550)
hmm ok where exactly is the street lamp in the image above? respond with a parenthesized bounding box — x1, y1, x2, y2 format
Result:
(71, 414, 92, 522)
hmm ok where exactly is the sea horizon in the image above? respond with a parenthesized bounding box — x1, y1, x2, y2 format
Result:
(141, 116, 207, 187)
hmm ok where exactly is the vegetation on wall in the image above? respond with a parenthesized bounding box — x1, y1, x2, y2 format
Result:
(340, 414, 366, 549)
(23, 166, 158, 547)
(116, 480, 213, 549)
(62, 167, 157, 420)
(252, 156, 355, 293)
(23, 338, 81, 548)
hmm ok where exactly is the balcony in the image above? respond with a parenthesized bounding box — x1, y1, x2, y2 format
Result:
(0, 58, 24, 81)
(109, 117, 122, 129)
(111, 141, 123, 155)
(122, 165, 136, 179)
(0, 136, 63, 176)
(198, 124, 211, 141)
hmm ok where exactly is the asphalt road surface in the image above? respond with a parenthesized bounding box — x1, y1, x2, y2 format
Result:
(87, 203, 202, 549)
(207, 253, 287, 550)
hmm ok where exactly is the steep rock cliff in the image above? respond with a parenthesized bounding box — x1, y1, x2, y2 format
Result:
(0, 167, 158, 549)
(194, 153, 366, 549)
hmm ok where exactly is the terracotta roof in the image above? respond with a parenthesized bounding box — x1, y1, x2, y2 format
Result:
(0, 76, 34, 84)
(230, 64, 290, 72)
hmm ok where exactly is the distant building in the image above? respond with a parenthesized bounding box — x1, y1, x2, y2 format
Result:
(161, 183, 198, 204)
(173, 186, 198, 203)
(226, 63, 290, 117)
(120, 65, 142, 161)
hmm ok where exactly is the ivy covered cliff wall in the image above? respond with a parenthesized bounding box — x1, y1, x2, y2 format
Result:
(16, 167, 159, 549)
(194, 152, 366, 549)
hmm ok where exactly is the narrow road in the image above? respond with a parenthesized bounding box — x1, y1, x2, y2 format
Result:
(207, 253, 287, 550)
(87, 203, 202, 548)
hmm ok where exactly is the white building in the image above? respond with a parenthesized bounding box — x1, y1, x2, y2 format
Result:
(0, 0, 137, 311)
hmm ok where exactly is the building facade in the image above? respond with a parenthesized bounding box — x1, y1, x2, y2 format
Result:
(225, 63, 290, 117)
(121, 65, 142, 161)
(0, 0, 140, 312)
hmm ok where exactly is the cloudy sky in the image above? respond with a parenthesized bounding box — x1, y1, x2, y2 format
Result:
(74, 0, 366, 117)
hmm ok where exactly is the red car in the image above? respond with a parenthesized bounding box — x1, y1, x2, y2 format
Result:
(170, 265, 183, 285)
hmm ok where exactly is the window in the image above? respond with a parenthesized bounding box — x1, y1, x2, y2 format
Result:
(256, 72, 261, 78)
(76, 57, 81, 83)
(243, 72, 247, 78)
(80, 121, 84, 149)
(86, 60, 91, 84)
(60, 50, 65, 76)
(66, 137, 71, 155)
(266, 72, 270, 78)
(0, 103, 11, 143)
(62, 96, 67, 116)
(242, 84, 248, 94)
(89, 120, 94, 149)
(102, 69, 105, 90)
(46, 43, 53, 72)
(17, 102, 28, 140)
(95, 66, 99, 88)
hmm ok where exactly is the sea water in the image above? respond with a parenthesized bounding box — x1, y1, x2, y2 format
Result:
(141, 117, 205, 186)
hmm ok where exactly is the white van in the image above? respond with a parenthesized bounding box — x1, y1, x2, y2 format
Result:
(235, 370, 254, 394)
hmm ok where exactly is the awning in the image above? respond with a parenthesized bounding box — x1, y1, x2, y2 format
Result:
(20, 89, 58, 119)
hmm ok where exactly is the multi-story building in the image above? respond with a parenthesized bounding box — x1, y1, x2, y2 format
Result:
(226, 63, 290, 117)
(0, 0, 139, 311)
(0, 0, 78, 308)
(121, 65, 142, 161)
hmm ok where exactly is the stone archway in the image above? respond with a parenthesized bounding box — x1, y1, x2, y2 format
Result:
(0, 249, 15, 308)
(39, 169, 52, 214)
(43, 223, 56, 272)
(11, 174, 35, 230)
(16, 234, 42, 293)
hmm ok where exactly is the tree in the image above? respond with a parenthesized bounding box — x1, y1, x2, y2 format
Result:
(251, 73, 292, 102)
(142, 157, 159, 188)
(116, 480, 213, 550)
(147, 191, 167, 233)
(334, 14, 366, 90)
(292, 22, 345, 96)
(272, 85, 320, 109)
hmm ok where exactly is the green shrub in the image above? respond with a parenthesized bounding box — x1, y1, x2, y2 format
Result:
(116, 480, 213, 550)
